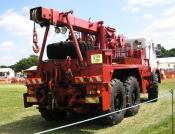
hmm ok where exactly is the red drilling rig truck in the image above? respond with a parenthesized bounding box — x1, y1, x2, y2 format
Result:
(24, 7, 161, 125)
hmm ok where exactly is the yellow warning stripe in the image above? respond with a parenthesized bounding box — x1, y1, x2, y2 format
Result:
(95, 76, 102, 82)
(26, 79, 31, 85)
(79, 77, 84, 82)
(27, 97, 37, 103)
(75, 78, 79, 83)
(89, 77, 93, 82)
(74, 76, 102, 83)
(37, 78, 42, 84)
(26, 78, 43, 85)
(85, 97, 99, 103)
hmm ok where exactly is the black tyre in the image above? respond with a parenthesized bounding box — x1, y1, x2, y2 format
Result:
(102, 79, 126, 125)
(47, 41, 94, 59)
(124, 76, 140, 116)
(148, 72, 159, 102)
(39, 108, 67, 121)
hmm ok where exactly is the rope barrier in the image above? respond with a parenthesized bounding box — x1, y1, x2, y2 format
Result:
(34, 91, 174, 134)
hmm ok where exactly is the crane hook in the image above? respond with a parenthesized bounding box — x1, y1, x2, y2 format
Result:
(33, 22, 40, 53)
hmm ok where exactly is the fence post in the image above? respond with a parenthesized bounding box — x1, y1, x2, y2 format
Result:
(170, 89, 174, 134)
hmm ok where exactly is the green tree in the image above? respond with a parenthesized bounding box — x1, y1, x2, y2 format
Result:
(0, 65, 9, 68)
(156, 45, 175, 58)
(12, 55, 38, 72)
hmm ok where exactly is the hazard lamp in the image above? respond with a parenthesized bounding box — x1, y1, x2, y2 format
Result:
(86, 85, 101, 95)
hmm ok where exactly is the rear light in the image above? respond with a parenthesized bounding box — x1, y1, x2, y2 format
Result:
(87, 89, 96, 95)
(28, 89, 34, 95)
(86, 85, 101, 95)
(97, 89, 101, 94)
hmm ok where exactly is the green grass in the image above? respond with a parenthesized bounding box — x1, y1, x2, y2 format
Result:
(0, 79, 174, 134)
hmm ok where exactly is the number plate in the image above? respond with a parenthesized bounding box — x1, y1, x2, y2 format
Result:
(91, 54, 102, 64)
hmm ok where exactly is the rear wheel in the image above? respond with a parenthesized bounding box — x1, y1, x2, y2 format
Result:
(124, 76, 140, 116)
(39, 108, 67, 121)
(148, 72, 159, 102)
(102, 79, 126, 125)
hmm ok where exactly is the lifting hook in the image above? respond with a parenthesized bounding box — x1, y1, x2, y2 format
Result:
(33, 22, 40, 53)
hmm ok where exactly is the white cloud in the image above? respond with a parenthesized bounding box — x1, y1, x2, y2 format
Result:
(0, 8, 47, 51)
(0, 7, 68, 65)
(0, 56, 16, 66)
(140, 16, 175, 49)
(144, 16, 175, 32)
(143, 14, 154, 19)
(0, 41, 15, 51)
(163, 5, 175, 16)
(0, 8, 65, 45)
(0, 9, 33, 37)
(133, 17, 139, 21)
(122, 6, 140, 12)
(128, 0, 165, 6)
(20, 48, 28, 53)
(22, 6, 30, 14)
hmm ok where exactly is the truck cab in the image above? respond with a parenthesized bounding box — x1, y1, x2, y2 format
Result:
(125, 37, 158, 71)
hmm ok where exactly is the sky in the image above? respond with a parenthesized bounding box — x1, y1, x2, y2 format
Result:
(0, 0, 175, 65)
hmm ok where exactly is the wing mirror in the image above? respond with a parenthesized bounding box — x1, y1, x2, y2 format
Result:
(155, 44, 161, 52)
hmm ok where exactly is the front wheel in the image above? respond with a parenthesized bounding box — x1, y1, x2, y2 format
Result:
(148, 72, 159, 102)
(124, 76, 140, 116)
(102, 79, 126, 125)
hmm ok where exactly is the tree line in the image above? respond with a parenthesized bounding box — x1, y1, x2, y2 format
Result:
(156, 45, 175, 58)
(0, 55, 38, 72)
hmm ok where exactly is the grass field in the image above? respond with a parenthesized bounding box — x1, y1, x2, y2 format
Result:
(0, 79, 174, 134)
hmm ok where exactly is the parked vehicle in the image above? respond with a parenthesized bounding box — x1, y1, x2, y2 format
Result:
(24, 7, 160, 124)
